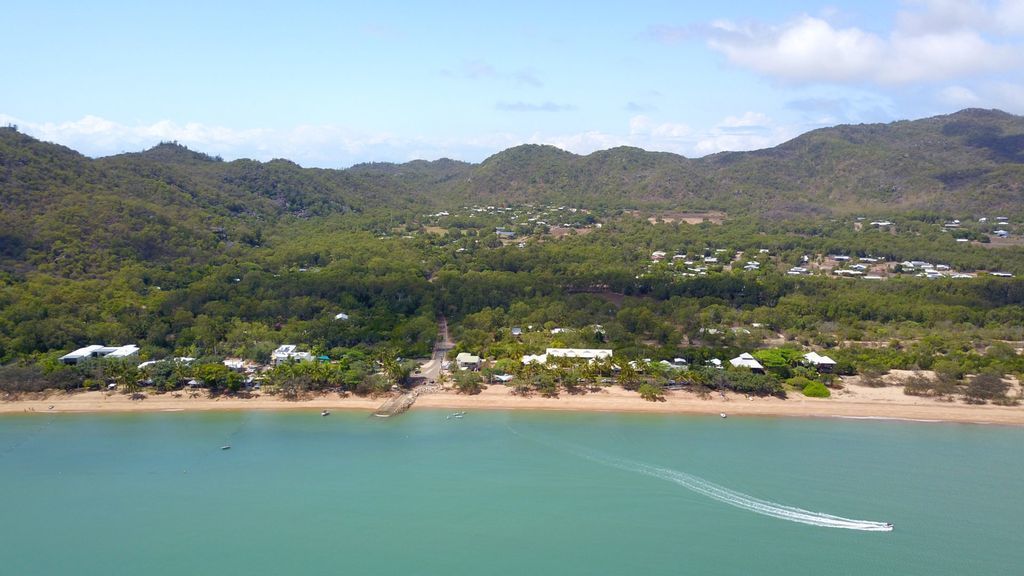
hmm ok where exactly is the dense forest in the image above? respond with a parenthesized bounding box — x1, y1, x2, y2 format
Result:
(1, 109, 1023, 403)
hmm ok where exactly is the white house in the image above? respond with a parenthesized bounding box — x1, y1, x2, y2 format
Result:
(60, 344, 140, 365)
(455, 352, 481, 371)
(804, 352, 837, 373)
(271, 345, 314, 366)
(729, 353, 764, 373)
(334, 312, 350, 321)
(521, 348, 613, 366)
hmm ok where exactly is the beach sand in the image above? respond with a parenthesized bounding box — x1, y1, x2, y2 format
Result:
(2, 377, 1022, 425)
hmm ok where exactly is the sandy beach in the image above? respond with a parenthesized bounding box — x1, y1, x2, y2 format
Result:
(3, 377, 1022, 425)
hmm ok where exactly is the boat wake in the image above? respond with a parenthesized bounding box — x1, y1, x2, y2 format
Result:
(509, 425, 891, 532)
(581, 449, 892, 531)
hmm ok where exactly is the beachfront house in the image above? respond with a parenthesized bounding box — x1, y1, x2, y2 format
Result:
(729, 353, 765, 373)
(60, 344, 140, 365)
(521, 348, 613, 365)
(804, 352, 837, 373)
(455, 352, 481, 371)
(271, 345, 314, 366)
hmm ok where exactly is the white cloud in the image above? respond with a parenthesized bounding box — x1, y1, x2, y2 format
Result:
(938, 85, 982, 106)
(706, 3, 1023, 86)
(692, 112, 797, 156)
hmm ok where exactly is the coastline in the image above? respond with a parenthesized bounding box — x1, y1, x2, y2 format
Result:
(3, 381, 1022, 425)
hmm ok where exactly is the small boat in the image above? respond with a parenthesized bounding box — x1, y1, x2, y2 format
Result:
(720, 413, 727, 418)
(321, 410, 330, 417)
(220, 445, 231, 450)
(885, 522, 893, 529)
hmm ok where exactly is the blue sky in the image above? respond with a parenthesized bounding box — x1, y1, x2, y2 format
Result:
(3, 0, 1023, 167)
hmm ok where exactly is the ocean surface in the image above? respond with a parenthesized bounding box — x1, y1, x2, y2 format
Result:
(1, 410, 1022, 575)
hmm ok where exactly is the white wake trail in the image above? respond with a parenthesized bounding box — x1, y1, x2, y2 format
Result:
(572, 444, 893, 532)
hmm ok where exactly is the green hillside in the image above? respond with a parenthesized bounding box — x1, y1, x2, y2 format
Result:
(2, 110, 1024, 396)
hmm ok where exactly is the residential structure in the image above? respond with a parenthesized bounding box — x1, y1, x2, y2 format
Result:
(455, 352, 481, 370)
(271, 345, 314, 365)
(59, 344, 140, 365)
(521, 348, 613, 365)
(729, 353, 764, 373)
(804, 352, 837, 373)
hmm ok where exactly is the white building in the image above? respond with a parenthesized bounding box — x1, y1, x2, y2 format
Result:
(804, 352, 837, 373)
(455, 352, 481, 370)
(271, 345, 314, 366)
(60, 344, 140, 365)
(729, 353, 764, 373)
(521, 348, 613, 365)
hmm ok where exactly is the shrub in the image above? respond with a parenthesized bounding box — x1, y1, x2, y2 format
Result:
(453, 371, 484, 395)
(786, 376, 813, 390)
(802, 381, 831, 398)
(638, 383, 665, 402)
(903, 374, 935, 396)
(965, 371, 1009, 404)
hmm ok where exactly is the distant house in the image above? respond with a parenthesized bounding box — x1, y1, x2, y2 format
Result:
(334, 312, 350, 321)
(271, 345, 314, 366)
(651, 251, 667, 261)
(521, 348, 613, 365)
(660, 358, 688, 370)
(455, 352, 481, 371)
(729, 353, 765, 373)
(496, 228, 516, 239)
(493, 373, 515, 383)
(804, 352, 837, 373)
(511, 327, 523, 338)
(59, 344, 140, 365)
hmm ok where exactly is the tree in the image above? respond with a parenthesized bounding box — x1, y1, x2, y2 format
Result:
(453, 370, 483, 395)
(638, 383, 665, 402)
(965, 371, 1009, 404)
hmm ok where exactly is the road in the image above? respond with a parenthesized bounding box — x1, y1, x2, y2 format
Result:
(416, 316, 454, 384)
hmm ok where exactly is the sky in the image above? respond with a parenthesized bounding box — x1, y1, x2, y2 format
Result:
(2, 0, 1023, 167)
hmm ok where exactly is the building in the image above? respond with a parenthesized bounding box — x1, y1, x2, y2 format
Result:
(521, 348, 613, 365)
(729, 353, 764, 373)
(271, 345, 314, 366)
(59, 344, 140, 365)
(804, 352, 837, 373)
(455, 352, 481, 371)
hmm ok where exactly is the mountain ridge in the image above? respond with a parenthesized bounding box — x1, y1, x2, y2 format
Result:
(2, 108, 1023, 221)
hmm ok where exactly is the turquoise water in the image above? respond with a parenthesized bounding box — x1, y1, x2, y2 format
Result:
(1, 410, 1022, 575)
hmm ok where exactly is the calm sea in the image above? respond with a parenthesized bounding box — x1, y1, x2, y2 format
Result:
(1, 410, 1021, 575)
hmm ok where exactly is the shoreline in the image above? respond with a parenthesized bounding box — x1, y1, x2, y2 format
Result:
(2, 383, 1022, 426)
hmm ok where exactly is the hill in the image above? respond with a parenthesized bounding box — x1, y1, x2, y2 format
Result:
(3, 109, 1024, 278)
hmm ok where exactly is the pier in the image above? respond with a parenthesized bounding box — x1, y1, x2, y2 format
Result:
(373, 388, 420, 417)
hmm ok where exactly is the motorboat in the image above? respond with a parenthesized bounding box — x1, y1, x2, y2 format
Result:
(321, 410, 330, 417)
(720, 413, 727, 418)
(221, 445, 231, 450)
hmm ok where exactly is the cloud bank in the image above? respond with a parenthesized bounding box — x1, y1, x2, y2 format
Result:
(706, 1, 1024, 86)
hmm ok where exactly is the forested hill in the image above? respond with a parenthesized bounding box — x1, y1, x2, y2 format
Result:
(455, 108, 1024, 214)
(4, 108, 1024, 222)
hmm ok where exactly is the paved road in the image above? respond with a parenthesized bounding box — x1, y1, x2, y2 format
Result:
(417, 316, 454, 383)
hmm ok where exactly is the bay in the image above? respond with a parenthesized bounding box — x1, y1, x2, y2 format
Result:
(1, 410, 1021, 575)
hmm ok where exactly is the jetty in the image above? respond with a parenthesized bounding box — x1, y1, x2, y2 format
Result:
(373, 388, 421, 418)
